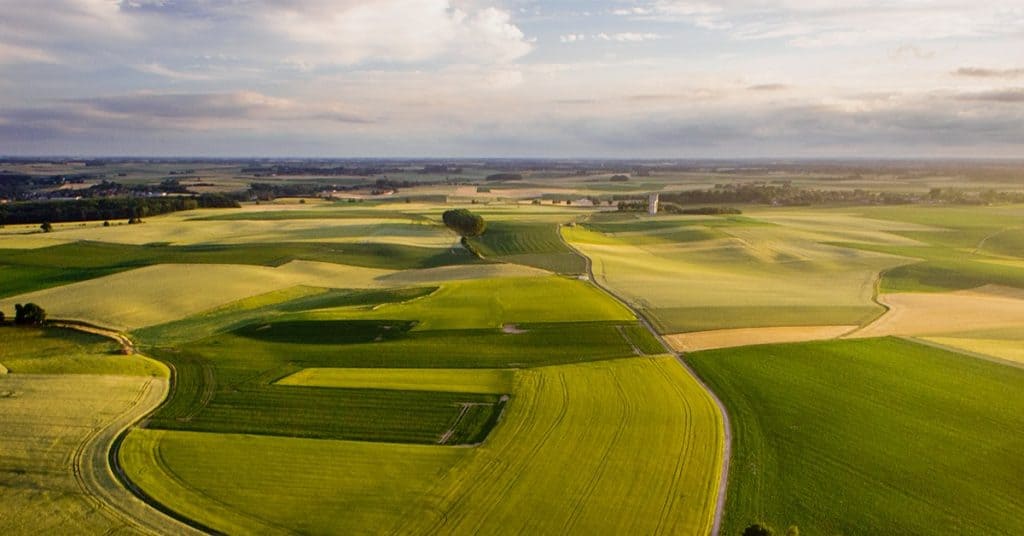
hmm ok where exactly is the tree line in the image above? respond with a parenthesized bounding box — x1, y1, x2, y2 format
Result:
(0, 194, 240, 225)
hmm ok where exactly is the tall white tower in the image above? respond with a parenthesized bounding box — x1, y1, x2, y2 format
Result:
(648, 193, 659, 215)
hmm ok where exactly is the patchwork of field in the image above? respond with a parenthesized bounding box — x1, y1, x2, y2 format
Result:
(564, 212, 909, 333)
(120, 356, 723, 534)
(688, 337, 1024, 535)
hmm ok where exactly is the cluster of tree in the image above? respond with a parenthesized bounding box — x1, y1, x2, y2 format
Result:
(609, 174, 630, 182)
(242, 164, 404, 177)
(663, 205, 743, 215)
(0, 172, 87, 201)
(419, 164, 463, 174)
(0, 194, 240, 225)
(485, 173, 523, 182)
(8, 303, 47, 325)
(743, 523, 799, 536)
(442, 209, 487, 238)
(617, 183, 1024, 211)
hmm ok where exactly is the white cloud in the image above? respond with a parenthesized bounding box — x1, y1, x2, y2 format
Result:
(595, 32, 666, 42)
(560, 33, 586, 43)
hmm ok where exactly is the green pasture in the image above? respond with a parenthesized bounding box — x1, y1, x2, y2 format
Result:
(688, 337, 1024, 535)
(276, 368, 513, 394)
(0, 326, 164, 376)
(466, 220, 586, 273)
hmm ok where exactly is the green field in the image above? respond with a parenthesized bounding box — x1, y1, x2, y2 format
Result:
(565, 211, 906, 333)
(0, 238, 481, 298)
(838, 205, 1024, 293)
(120, 356, 724, 534)
(0, 326, 165, 376)
(467, 220, 587, 274)
(276, 367, 513, 394)
(688, 337, 1024, 535)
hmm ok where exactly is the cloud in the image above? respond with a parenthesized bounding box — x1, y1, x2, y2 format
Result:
(956, 88, 1024, 103)
(594, 32, 666, 42)
(560, 33, 586, 43)
(617, 1, 1024, 48)
(748, 83, 788, 91)
(0, 42, 59, 64)
(0, 0, 533, 68)
(954, 67, 1024, 79)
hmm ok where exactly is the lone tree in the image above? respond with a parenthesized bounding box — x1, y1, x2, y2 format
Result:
(40, 221, 53, 233)
(14, 303, 46, 326)
(743, 523, 776, 536)
(442, 208, 486, 238)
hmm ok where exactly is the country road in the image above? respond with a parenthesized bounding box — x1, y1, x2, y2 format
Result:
(558, 224, 733, 536)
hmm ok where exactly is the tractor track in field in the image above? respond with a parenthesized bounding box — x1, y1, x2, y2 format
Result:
(559, 224, 733, 536)
(48, 319, 214, 535)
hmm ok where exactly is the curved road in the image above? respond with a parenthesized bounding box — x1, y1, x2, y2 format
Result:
(559, 224, 733, 536)
(56, 323, 207, 536)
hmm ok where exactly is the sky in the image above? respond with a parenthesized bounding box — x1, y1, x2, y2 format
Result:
(1, 0, 1023, 158)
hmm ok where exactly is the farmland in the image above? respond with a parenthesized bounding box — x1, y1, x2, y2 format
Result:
(688, 338, 1024, 535)
(121, 357, 723, 534)
(4, 165, 1024, 536)
(0, 327, 193, 535)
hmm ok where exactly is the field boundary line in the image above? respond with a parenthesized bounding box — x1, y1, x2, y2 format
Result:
(559, 223, 732, 536)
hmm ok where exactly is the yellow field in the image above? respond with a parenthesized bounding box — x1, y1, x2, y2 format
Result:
(276, 368, 514, 394)
(665, 325, 856, 352)
(0, 374, 195, 535)
(0, 261, 394, 331)
(118, 357, 723, 534)
(378, 263, 551, 284)
(0, 234, 73, 249)
(850, 285, 1024, 338)
(922, 337, 1024, 367)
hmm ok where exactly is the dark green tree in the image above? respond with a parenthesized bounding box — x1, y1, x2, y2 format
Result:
(14, 303, 46, 325)
(40, 221, 53, 232)
(442, 208, 486, 238)
(743, 523, 775, 536)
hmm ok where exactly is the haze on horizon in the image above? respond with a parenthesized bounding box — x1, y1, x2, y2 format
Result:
(1, 1, 1022, 158)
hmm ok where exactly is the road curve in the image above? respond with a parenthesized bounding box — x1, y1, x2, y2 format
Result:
(559, 223, 733, 536)
(55, 322, 208, 535)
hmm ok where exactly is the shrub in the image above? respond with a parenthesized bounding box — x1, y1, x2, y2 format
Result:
(14, 303, 46, 325)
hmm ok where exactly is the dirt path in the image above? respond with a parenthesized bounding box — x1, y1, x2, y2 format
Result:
(75, 377, 205, 536)
(560, 224, 732, 536)
(41, 320, 209, 535)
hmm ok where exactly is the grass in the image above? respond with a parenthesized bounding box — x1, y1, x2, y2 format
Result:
(276, 368, 514, 394)
(291, 276, 636, 331)
(119, 356, 724, 535)
(0, 326, 165, 376)
(466, 221, 586, 274)
(833, 205, 1024, 293)
(688, 337, 1024, 535)
(565, 215, 902, 333)
(132, 285, 437, 346)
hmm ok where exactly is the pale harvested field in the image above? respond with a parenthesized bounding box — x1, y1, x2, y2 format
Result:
(26, 213, 456, 248)
(849, 285, 1024, 338)
(666, 325, 856, 352)
(0, 374, 197, 535)
(0, 234, 73, 249)
(0, 261, 393, 331)
(922, 337, 1024, 367)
